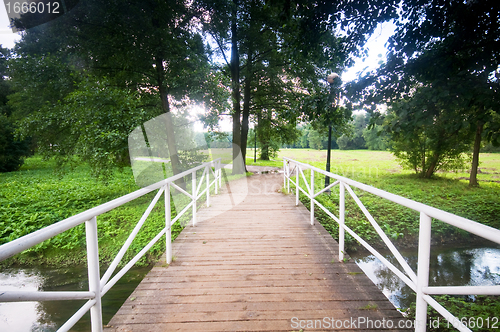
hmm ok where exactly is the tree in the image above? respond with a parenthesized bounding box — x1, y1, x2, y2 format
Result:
(204, 0, 400, 171)
(384, 86, 472, 178)
(0, 115, 31, 172)
(363, 124, 390, 150)
(0, 47, 31, 172)
(308, 130, 324, 150)
(336, 113, 368, 150)
(10, 0, 210, 179)
(355, 0, 500, 185)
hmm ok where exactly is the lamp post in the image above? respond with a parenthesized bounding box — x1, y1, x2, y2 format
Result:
(325, 73, 339, 191)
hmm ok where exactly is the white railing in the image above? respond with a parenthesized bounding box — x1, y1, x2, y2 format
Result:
(283, 157, 500, 332)
(0, 158, 222, 332)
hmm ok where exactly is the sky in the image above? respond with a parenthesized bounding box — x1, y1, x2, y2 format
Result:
(341, 21, 396, 83)
(0, 5, 21, 49)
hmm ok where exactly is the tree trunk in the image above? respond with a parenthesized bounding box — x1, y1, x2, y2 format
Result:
(420, 139, 426, 176)
(469, 121, 484, 187)
(155, 56, 185, 189)
(231, 0, 244, 174)
(155, 57, 182, 173)
(424, 153, 439, 178)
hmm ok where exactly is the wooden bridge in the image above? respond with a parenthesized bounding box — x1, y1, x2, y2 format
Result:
(106, 170, 410, 331)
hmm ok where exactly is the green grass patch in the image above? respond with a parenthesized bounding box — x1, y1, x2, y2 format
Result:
(405, 295, 500, 331)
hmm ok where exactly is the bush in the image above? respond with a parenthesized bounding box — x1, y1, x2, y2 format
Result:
(482, 143, 500, 153)
(0, 115, 31, 172)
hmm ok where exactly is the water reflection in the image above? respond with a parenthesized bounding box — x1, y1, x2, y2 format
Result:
(351, 246, 500, 310)
(0, 268, 56, 331)
(0, 266, 150, 331)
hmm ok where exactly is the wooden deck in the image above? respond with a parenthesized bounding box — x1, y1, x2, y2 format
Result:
(107, 171, 411, 331)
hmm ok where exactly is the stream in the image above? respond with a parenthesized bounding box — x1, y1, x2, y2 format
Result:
(1, 245, 500, 331)
(350, 244, 500, 310)
(0, 265, 150, 331)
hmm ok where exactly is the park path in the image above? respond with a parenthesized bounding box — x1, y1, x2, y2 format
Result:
(106, 171, 410, 331)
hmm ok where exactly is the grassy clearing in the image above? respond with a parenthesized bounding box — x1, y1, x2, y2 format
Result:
(277, 149, 500, 249)
(0, 156, 225, 267)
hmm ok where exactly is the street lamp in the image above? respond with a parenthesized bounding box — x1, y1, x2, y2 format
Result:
(325, 73, 340, 191)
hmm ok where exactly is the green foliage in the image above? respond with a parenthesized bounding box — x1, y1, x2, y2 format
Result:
(0, 157, 192, 266)
(363, 124, 390, 151)
(283, 124, 339, 150)
(351, 0, 500, 185)
(0, 46, 32, 172)
(308, 129, 324, 150)
(256, 109, 297, 160)
(482, 143, 500, 153)
(9, 0, 211, 180)
(15, 74, 148, 179)
(0, 119, 31, 172)
(406, 295, 500, 332)
(334, 113, 368, 150)
(385, 86, 473, 178)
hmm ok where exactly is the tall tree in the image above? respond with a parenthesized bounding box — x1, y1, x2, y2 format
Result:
(204, 0, 399, 172)
(354, 0, 500, 185)
(384, 86, 473, 178)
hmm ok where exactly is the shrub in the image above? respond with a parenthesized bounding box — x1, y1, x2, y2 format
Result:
(0, 115, 31, 172)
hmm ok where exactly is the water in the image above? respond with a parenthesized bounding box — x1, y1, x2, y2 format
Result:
(0, 265, 151, 331)
(350, 245, 500, 310)
(2, 246, 500, 331)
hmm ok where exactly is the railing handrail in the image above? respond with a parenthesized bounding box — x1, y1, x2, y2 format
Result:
(0, 158, 222, 262)
(283, 157, 500, 244)
(0, 158, 222, 332)
(283, 157, 500, 332)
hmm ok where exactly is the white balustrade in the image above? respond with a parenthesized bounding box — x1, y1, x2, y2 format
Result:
(283, 157, 500, 332)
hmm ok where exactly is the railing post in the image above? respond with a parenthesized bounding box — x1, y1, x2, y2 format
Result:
(283, 159, 287, 192)
(165, 184, 172, 264)
(214, 162, 218, 195)
(310, 169, 315, 225)
(287, 161, 291, 193)
(192, 170, 197, 227)
(415, 212, 432, 332)
(206, 165, 210, 207)
(85, 216, 103, 332)
(218, 160, 222, 189)
(295, 165, 299, 206)
(339, 182, 345, 262)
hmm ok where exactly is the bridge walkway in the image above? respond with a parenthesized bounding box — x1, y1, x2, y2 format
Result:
(107, 171, 410, 331)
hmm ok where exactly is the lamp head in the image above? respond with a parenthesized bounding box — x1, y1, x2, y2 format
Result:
(327, 73, 339, 84)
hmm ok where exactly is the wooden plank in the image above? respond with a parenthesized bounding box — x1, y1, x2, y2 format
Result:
(106, 173, 412, 331)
